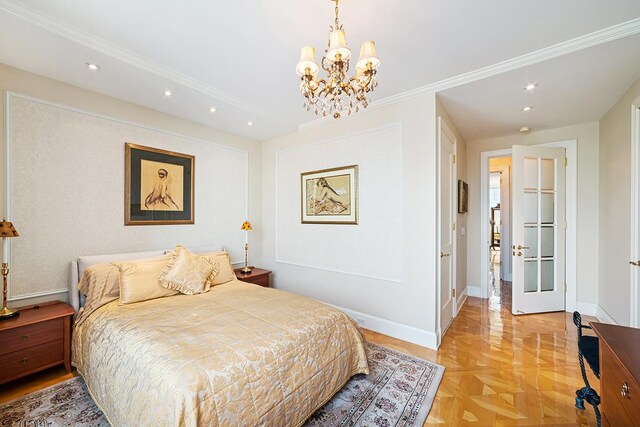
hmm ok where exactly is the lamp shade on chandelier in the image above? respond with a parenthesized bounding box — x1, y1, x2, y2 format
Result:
(296, 0, 380, 119)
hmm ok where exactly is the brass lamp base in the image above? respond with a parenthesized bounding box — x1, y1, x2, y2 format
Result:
(0, 305, 19, 320)
(241, 266, 252, 274)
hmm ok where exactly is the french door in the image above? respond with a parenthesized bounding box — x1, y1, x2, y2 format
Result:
(512, 145, 566, 314)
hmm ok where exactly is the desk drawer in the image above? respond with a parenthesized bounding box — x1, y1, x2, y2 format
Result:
(0, 317, 63, 356)
(0, 339, 64, 384)
(601, 344, 640, 426)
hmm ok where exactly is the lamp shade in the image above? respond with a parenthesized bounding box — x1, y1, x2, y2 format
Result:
(326, 30, 351, 62)
(296, 46, 320, 76)
(0, 221, 18, 238)
(356, 40, 380, 70)
(241, 221, 253, 231)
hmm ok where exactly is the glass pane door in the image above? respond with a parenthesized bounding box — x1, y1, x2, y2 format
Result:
(512, 146, 566, 314)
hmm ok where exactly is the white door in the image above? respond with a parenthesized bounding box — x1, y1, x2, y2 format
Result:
(512, 145, 566, 314)
(439, 120, 456, 334)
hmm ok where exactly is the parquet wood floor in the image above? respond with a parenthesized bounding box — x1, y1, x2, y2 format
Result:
(364, 292, 599, 426)
(1, 290, 599, 427)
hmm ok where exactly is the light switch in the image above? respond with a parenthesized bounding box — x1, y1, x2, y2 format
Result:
(461, 227, 466, 235)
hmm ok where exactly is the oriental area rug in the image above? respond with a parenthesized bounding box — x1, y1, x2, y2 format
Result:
(0, 343, 444, 427)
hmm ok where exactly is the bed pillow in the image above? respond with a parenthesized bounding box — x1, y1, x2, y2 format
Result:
(75, 262, 121, 326)
(114, 255, 178, 304)
(159, 245, 219, 294)
(197, 251, 236, 285)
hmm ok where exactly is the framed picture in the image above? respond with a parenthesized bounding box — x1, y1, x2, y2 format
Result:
(458, 179, 468, 214)
(125, 143, 195, 225)
(301, 165, 358, 224)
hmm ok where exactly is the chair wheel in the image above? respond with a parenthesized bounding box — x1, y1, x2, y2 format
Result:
(575, 396, 585, 410)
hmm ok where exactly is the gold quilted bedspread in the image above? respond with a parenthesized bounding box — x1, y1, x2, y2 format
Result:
(72, 280, 369, 427)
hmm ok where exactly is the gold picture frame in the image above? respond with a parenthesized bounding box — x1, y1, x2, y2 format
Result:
(125, 143, 195, 225)
(301, 165, 358, 224)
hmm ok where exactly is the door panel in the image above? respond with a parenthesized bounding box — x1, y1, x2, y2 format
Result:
(439, 124, 455, 335)
(512, 145, 566, 314)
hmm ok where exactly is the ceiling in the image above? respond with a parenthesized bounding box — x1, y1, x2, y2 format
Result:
(0, 0, 639, 141)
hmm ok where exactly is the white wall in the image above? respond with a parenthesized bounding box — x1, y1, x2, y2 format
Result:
(466, 122, 600, 305)
(599, 76, 640, 325)
(262, 93, 439, 347)
(0, 63, 262, 306)
(436, 98, 468, 303)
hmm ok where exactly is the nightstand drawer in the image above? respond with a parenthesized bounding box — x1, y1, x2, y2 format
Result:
(0, 317, 63, 356)
(247, 275, 270, 287)
(0, 339, 64, 384)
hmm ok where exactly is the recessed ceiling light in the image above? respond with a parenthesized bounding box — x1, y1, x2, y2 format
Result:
(164, 90, 172, 97)
(209, 107, 216, 113)
(86, 62, 100, 71)
(525, 83, 537, 91)
(519, 126, 531, 133)
(522, 106, 533, 112)
(247, 121, 254, 127)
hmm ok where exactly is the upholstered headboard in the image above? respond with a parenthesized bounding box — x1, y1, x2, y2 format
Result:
(69, 245, 225, 312)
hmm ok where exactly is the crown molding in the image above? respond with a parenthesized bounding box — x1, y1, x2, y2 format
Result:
(299, 17, 640, 132)
(0, 0, 291, 126)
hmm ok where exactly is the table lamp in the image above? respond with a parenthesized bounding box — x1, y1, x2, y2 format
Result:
(0, 220, 19, 320)
(240, 220, 252, 274)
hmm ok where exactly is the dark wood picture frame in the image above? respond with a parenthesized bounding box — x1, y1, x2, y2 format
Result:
(125, 143, 195, 225)
(458, 179, 468, 214)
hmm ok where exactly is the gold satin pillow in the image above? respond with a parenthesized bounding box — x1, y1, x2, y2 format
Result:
(159, 245, 219, 295)
(198, 251, 236, 285)
(114, 255, 178, 305)
(76, 262, 121, 326)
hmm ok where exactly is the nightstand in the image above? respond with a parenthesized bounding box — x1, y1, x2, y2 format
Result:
(0, 301, 74, 385)
(234, 267, 272, 287)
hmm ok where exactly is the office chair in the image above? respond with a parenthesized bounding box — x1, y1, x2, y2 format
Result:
(573, 311, 601, 427)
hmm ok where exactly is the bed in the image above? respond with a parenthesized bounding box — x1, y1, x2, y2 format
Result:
(69, 249, 368, 427)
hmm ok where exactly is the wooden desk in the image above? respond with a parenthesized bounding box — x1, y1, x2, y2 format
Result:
(591, 322, 640, 426)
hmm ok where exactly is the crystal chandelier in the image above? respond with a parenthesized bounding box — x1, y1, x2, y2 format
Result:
(296, 0, 380, 119)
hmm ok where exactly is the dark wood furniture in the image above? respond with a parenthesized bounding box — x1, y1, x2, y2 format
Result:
(591, 322, 640, 426)
(234, 267, 272, 287)
(0, 301, 74, 384)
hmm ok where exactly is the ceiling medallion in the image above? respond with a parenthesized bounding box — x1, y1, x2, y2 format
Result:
(296, 0, 380, 119)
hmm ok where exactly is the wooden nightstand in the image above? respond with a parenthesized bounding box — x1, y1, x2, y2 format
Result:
(234, 267, 272, 287)
(0, 301, 74, 385)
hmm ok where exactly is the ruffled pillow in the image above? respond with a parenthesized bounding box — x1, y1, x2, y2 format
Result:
(196, 251, 236, 285)
(159, 245, 220, 294)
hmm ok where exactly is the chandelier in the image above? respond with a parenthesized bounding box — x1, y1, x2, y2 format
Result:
(296, 0, 380, 119)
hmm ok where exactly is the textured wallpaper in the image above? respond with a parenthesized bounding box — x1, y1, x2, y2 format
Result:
(8, 96, 248, 300)
(275, 125, 402, 282)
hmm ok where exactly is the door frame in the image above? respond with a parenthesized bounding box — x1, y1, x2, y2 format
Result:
(491, 165, 511, 282)
(479, 139, 577, 311)
(436, 117, 457, 347)
(630, 100, 640, 328)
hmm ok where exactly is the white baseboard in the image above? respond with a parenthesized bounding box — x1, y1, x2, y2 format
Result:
(457, 286, 468, 310)
(575, 301, 598, 316)
(467, 285, 482, 298)
(327, 304, 438, 350)
(574, 302, 618, 325)
(596, 305, 617, 324)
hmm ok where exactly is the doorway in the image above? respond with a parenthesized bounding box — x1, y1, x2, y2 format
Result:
(480, 140, 578, 314)
(488, 157, 512, 311)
